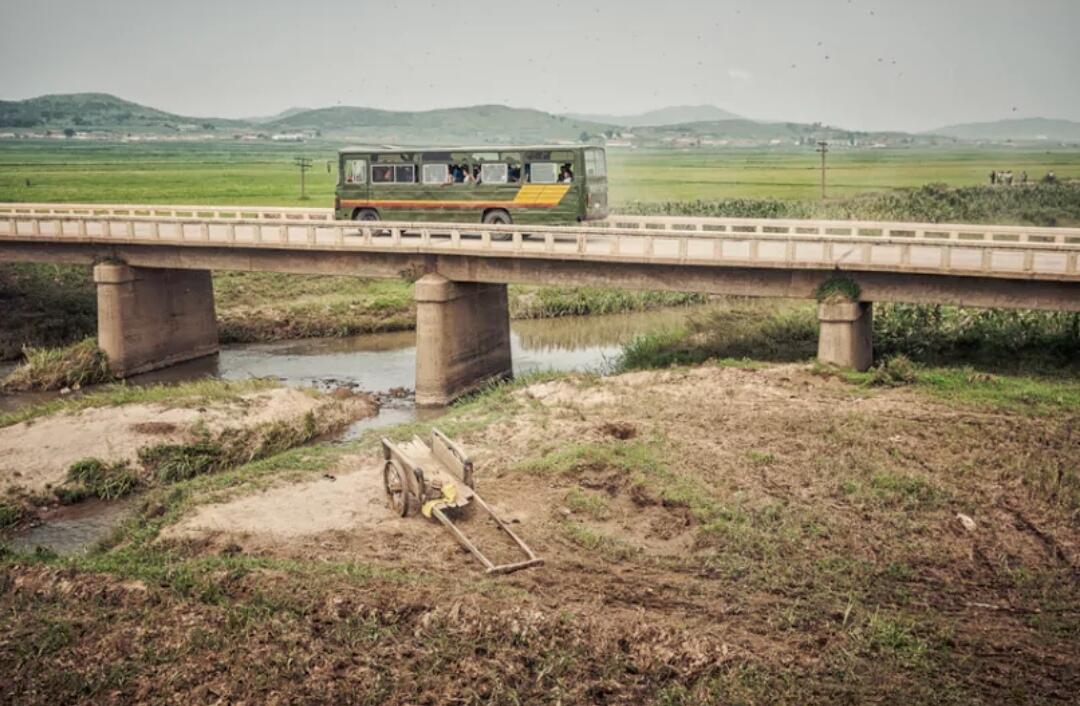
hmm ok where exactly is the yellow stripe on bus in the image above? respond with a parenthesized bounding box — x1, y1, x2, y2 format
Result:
(513, 184, 570, 206)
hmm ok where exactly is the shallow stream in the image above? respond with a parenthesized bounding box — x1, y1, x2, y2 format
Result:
(2, 306, 698, 555)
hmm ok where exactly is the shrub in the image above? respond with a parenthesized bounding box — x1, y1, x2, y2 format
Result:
(1, 338, 111, 392)
(138, 441, 225, 483)
(814, 275, 861, 303)
(65, 458, 138, 499)
(867, 355, 920, 387)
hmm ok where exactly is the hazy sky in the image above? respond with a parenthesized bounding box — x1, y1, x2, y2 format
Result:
(2, 0, 1078, 131)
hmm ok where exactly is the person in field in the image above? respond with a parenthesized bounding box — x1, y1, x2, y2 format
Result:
(989, 171, 996, 185)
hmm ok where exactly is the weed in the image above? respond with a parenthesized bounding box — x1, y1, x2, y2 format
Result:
(867, 355, 920, 387)
(0, 500, 27, 529)
(65, 458, 138, 499)
(562, 521, 637, 560)
(565, 487, 612, 520)
(1, 337, 111, 392)
(815, 275, 862, 303)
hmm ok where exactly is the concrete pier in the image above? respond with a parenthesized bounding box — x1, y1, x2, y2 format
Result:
(817, 301, 873, 371)
(414, 273, 512, 406)
(94, 262, 219, 377)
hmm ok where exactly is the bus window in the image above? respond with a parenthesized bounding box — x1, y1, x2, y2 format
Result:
(422, 163, 448, 184)
(344, 159, 366, 184)
(528, 162, 558, 184)
(585, 149, 606, 177)
(480, 163, 508, 184)
(394, 165, 416, 183)
(372, 165, 393, 183)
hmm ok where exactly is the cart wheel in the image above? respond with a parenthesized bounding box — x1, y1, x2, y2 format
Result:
(383, 460, 410, 517)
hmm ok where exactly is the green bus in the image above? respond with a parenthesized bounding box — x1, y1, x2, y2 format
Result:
(334, 145, 608, 225)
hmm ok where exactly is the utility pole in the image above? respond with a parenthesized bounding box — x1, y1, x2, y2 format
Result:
(816, 141, 829, 200)
(293, 156, 312, 200)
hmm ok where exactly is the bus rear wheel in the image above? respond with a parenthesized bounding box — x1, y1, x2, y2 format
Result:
(483, 209, 512, 240)
(482, 209, 511, 225)
(353, 208, 380, 221)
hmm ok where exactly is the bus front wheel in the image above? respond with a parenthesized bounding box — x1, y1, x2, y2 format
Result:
(353, 208, 380, 221)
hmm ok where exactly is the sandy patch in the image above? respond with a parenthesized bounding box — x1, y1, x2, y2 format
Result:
(0, 388, 337, 495)
(168, 461, 393, 540)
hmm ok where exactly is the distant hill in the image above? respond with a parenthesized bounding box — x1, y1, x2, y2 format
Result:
(267, 104, 614, 143)
(564, 105, 741, 127)
(929, 118, 1080, 142)
(245, 107, 310, 124)
(0, 92, 241, 130)
(632, 118, 891, 143)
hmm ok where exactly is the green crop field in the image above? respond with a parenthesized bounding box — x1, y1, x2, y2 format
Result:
(2, 140, 1080, 207)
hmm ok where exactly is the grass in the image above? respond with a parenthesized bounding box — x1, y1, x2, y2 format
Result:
(5, 140, 1080, 206)
(610, 149, 1080, 205)
(65, 458, 138, 500)
(1, 337, 111, 392)
(841, 364, 1080, 415)
(137, 411, 322, 484)
(0, 377, 279, 429)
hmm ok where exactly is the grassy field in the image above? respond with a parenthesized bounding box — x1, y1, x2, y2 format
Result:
(3, 140, 1080, 206)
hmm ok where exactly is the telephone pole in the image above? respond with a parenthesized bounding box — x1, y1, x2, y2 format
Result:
(293, 156, 312, 200)
(816, 141, 829, 200)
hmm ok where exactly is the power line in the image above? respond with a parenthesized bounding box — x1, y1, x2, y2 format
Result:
(816, 141, 829, 201)
(293, 156, 313, 201)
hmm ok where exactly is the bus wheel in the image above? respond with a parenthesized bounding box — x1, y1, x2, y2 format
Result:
(353, 208, 380, 221)
(483, 209, 512, 240)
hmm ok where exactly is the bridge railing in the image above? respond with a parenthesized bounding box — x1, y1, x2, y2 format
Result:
(603, 214, 1080, 246)
(0, 202, 335, 221)
(2, 211, 1078, 282)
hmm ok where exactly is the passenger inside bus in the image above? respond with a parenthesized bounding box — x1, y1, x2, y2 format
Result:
(560, 164, 574, 183)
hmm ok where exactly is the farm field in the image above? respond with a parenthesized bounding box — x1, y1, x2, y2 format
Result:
(2, 140, 1080, 206)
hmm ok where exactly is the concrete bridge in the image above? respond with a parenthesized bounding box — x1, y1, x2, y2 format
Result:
(2, 202, 1078, 405)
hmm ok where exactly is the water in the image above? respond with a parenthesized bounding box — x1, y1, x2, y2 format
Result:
(1, 306, 696, 554)
(118, 306, 695, 436)
(8, 498, 136, 556)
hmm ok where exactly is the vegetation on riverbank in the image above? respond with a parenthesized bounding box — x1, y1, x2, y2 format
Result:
(0, 266, 707, 358)
(3, 361, 1078, 703)
(619, 297, 1080, 375)
(0, 337, 110, 392)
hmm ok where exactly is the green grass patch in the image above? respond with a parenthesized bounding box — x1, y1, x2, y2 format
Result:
(1, 337, 111, 392)
(65, 458, 138, 500)
(138, 411, 320, 484)
(843, 365, 1080, 414)
(619, 300, 819, 371)
(562, 521, 637, 561)
(564, 487, 612, 520)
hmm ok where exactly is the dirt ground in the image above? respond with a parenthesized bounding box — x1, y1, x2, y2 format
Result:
(4, 364, 1079, 704)
(0, 387, 372, 496)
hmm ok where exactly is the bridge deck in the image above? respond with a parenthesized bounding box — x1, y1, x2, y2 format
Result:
(2, 203, 1078, 283)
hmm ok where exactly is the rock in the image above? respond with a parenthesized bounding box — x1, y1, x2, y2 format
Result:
(956, 513, 977, 532)
(558, 506, 572, 516)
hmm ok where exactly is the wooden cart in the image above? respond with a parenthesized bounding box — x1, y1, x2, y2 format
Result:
(380, 429, 543, 575)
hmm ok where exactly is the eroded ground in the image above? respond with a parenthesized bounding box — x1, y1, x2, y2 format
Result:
(3, 364, 1078, 704)
(0, 386, 375, 497)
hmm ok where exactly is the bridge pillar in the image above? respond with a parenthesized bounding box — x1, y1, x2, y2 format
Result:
(817, 301, 873, 371)
(94, 262, 219, 377)
(414, 273, 512, 407)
